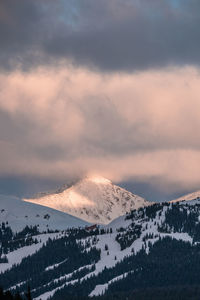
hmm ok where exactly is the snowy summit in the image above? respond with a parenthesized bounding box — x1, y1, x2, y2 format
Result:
(24, 176, 150, 224)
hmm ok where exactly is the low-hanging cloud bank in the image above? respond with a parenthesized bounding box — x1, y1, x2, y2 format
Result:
(1, 0, 200, 71)
(1, 65, 200, 192)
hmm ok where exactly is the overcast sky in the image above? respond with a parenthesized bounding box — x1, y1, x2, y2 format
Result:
(1, 0, 200, 201)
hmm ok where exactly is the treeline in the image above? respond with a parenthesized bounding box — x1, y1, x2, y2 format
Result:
(158, 203, 200, 241)
(115, 224, 142, 250)
(0, 223, 40, 256)
(125, 202, 166, 221)
(126, 201, 200, 244)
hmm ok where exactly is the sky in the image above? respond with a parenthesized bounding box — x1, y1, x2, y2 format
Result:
(1, 0, 200, 201)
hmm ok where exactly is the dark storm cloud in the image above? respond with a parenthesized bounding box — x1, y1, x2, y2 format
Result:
(0, 0, 43, 70)
(1, 0, 200, 71)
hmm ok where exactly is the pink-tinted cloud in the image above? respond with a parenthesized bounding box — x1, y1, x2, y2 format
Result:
(0, 65, 200, 193)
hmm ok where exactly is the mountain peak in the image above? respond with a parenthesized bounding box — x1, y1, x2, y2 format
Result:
(84, 175, 111, 185)
(24, 177, 150, 224)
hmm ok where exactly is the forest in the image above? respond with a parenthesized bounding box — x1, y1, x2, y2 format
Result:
(2, 202, 200, 299)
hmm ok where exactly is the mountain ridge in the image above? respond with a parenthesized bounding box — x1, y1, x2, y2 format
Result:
(24, 175, 150, 224)
(171, 190, 200, 204)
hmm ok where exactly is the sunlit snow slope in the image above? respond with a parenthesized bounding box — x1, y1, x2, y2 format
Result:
(171, 190, 200, 205)
(0, 195, 88, 232)
(24, 176, 150, 224)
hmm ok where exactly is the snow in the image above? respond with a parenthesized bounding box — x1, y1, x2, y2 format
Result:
(89, 227, 193, 297)
(9, 280, 26, 291)
(106, 214, 132, 230)
(0, 195, 88, 232)
(34, 265, 94, 300)
(34, 230, 136, 300)
(0, 232, 62, 273)
(52, 264, 93, 285)
(171, 191, 200, 204)
(45, 258, 68, 271)
(25, 176, 150, 224)
(88, 207, 193, 297)
(89, 284, 107, 297)
(87, 175, 111, 185)
(34, 279, 77, 300)
(89, 272, 130, 297)
(1, 192, 198, 300)
(2, 201, 196, 300)
(36, 221, 194, 300)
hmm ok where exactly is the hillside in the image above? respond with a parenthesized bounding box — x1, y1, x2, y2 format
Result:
(171, 190, 200, 204)
(0, 195, 88, 232)
(1, 201, 200, 299)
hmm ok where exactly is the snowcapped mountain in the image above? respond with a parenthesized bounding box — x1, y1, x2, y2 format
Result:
(0, 195, 88, 232)
(24, 176, 150, 224)
(171, 190, 200, 205)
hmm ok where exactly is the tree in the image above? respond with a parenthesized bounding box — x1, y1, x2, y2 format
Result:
(25, 285, 32, 300)
(14, 292, 22, 300)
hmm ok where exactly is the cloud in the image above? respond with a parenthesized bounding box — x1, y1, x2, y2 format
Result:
(1, 0, 200, 71)
(0, 65, 200, 193)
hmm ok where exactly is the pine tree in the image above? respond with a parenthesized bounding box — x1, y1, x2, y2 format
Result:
(14, 292, 22, 300)
(0, 287, 4, 298)
(25, 285, 32, 300)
